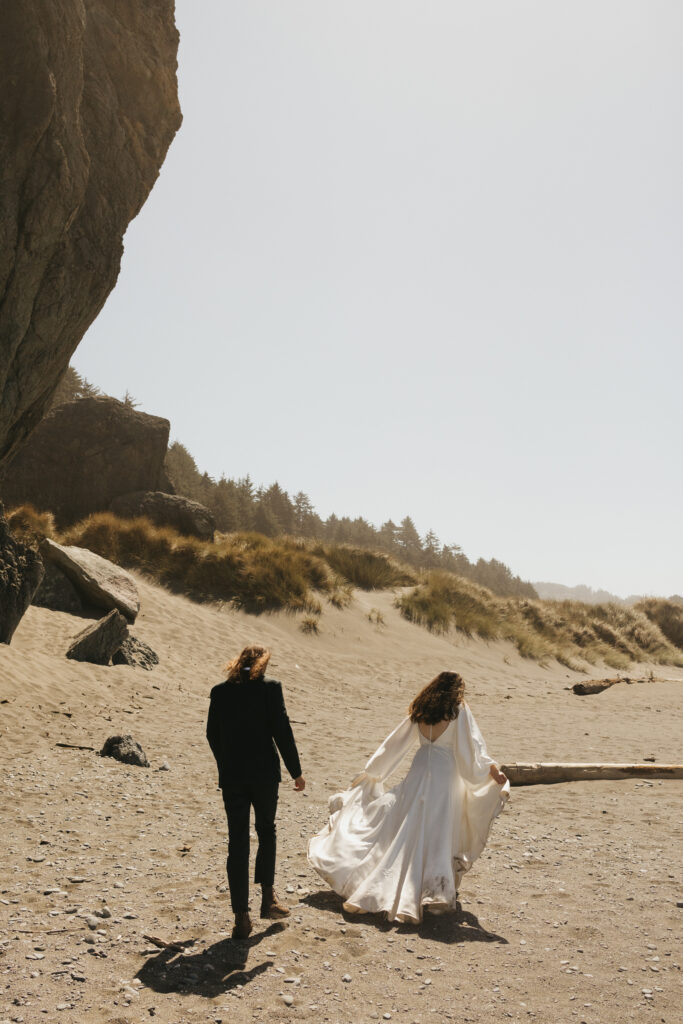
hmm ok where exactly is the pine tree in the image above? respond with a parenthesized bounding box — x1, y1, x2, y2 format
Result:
(397, 516, 423, 563)
(423, 529, 441, 567)
(49, 366, 101, 409)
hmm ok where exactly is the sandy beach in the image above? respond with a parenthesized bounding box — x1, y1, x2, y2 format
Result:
(1, 577, 681, 1024)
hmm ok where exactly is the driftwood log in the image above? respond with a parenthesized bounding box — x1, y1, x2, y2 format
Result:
(501, 762, 683, 785)
(572, 677, 623, 695)
(572, 676, 681, 695)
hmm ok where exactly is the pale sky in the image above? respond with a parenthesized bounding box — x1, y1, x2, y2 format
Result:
(73, 1, 683, 598)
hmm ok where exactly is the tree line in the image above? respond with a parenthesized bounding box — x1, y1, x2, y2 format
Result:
(165, 441, 537, 599)
(51, 369, 537, 599)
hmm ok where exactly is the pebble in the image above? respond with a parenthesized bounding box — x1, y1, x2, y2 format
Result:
(68, 876, 87, 883)
(158, 760, 171, 771)
(282, 994, 294, 1006)
(342, 973, 352, 982)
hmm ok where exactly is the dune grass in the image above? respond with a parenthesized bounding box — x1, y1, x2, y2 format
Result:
(7, 506, 415, 614)
(8, 503, 683, 668)
(58, 515, 334, 614)
(5, 504, 57, 545)
(635, 597, 683, 651)
(312, 544, 416, 590)
(396, 571, 683, 669)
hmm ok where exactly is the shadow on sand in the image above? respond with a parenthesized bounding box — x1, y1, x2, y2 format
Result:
(136, 922, 287, 998)
(302, 889, 508, 945)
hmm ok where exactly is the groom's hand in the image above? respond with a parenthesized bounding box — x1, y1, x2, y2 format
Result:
(293, 775, 306, 792)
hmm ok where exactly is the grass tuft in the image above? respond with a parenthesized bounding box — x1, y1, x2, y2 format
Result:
(315, 545, 415, 590)
(367, 608, 385, 627)
(299, 615, 320, 635)
(5, 504, 57, 546)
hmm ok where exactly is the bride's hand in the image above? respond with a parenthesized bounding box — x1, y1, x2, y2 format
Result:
(490, 765, 508, 786)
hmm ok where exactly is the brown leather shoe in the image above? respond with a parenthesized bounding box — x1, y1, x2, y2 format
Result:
(232, 910, 253, 939)
(260, 888, 290, 920)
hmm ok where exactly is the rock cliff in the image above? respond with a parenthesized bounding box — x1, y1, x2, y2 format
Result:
(0, 397, 171, 526)
(0, 1, 181, 468)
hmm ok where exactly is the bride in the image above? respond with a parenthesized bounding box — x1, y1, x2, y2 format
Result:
(308, 671, 509, 923)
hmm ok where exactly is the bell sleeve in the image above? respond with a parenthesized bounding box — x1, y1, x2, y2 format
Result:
(349, 716, 418, 789)
(452, 702, 509, 878)
(455, 703, 497, 784)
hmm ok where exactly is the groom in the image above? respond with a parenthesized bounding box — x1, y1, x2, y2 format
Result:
(206, 644, 305, 939)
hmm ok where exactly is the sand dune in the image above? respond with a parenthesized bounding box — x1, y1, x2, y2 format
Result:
(1, 574, 681, 1023)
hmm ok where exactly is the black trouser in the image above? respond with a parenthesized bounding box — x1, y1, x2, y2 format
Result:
(221, 779, 279, 913)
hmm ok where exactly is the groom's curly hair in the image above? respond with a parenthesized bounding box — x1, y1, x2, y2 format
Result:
(408, 671, 465, 724)
(224, 644, 271, 682)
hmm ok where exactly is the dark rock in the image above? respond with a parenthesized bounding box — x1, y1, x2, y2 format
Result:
(0, 3, 181, 468)
(66, 609, 129, 665)
(32, 560, 84, 616)
(109, 491, 215, 542)
(0, 502, 45, 643)
(1, 398, 171, 527)
(99, 734, 150, 768)
(41, 537, 140, 622)
(112, 636, 159, 671)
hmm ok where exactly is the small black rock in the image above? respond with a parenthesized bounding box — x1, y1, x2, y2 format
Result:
(100, 734, 150, 768)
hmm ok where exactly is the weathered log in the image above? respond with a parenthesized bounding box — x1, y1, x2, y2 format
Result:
(572, 675, 681, 695)
(572, 677, 622, 695)
(501, 762, 683, 785)
(142, 934, 187, 952)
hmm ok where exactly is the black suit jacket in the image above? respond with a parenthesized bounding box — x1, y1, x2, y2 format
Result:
(206, 677, 302, 788)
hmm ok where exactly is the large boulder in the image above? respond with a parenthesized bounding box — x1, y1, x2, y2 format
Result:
(0, 398, 172, 527)
(0, 503, 44, 643)
(41, 537, 140, 622)
(66, 608, 129, 665)
(33, 560, 85, 616)
(0, 2, 181, 469)
(110, 491, 215, 542)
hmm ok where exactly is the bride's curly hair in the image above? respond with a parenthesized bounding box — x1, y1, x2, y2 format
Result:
(224, 644, 271, 682)
(408, 671, 465, 724)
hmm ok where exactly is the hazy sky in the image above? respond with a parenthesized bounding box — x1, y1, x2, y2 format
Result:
(73, 1, 683, 597)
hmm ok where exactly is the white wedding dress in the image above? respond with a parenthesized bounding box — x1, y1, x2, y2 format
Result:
(308, 704, 510, 923)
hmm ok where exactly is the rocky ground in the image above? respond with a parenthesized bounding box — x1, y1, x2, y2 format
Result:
(1, 578, 681, 1024)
